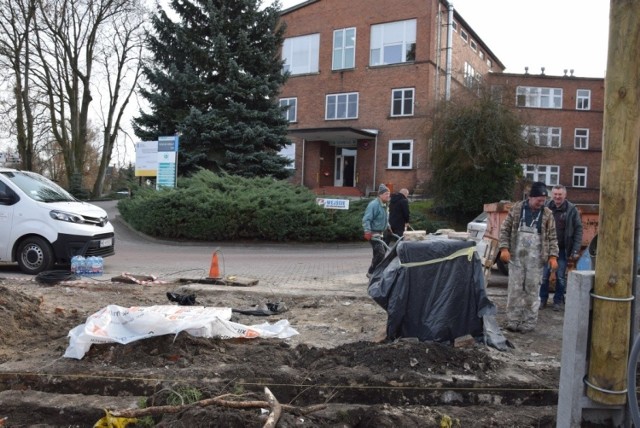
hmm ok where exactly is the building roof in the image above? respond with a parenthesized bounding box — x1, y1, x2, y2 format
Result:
(287, 127, 377, 142)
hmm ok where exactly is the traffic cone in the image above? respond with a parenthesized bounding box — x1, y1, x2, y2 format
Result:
(208, 250, 221, 279)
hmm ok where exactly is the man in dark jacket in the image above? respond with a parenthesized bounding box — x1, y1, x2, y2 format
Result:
(387, 188, 410, 241)
(539, 184, 583, 311)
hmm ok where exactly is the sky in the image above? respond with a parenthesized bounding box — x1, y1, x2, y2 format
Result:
(273, 0, 610, 78)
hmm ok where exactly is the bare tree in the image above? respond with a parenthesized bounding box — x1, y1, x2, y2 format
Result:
(25, 0, 145, 194)
(90, 5, 146, 197)
(0, 0, 38, 169)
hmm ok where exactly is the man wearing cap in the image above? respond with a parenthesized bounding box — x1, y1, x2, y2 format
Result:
(498, 181, 559, 332)
(362, 184, 391, 278)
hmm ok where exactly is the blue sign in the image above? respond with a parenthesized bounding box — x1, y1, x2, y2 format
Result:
(156, 136, 179, 189)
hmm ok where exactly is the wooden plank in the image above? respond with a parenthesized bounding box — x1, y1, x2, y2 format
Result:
(586, 0, 640, 405)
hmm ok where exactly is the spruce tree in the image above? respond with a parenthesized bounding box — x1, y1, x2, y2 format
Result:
(133, 0, 291, 178)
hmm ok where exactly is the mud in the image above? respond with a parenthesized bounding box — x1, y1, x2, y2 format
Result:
(0, 276, 586, 427)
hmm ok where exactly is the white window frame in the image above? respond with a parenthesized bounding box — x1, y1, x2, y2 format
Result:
(388, 140, 413, 169)
(470, 40, 477, 52)
(522, 164, 560, 185)
(391, 88, 414, 117)
(325, 92, 359, 120)
(523, 126, 562, 148)
(516, 86, 563, 109)
(576, 89, 591, 110)
(333, 27, 356, 70)
(573, 166, 587, 188)
(464, 62, 476, 89)
(574, 128, 589, 150)
(460, 29, 468, 42)
(282, 34, 320, 75)
(369, 19, 416, 66)
(279, 98, 297, 123)
(279, 144, 296, 169)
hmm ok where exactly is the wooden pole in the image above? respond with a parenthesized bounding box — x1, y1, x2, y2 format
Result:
(586, 0, 640, 405)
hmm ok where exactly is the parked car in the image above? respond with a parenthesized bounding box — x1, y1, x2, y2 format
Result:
(0, 168, 115, 274)
(467, 212, 508, 275)
(467, 212, 488, 254)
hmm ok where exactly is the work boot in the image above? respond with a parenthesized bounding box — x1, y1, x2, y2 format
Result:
(505, 323, 518, 332)
(539, 300, 547, 310)
(553, 303, 562, 312)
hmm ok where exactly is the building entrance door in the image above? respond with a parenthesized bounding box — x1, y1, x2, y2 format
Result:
(334, 148, 356, 187)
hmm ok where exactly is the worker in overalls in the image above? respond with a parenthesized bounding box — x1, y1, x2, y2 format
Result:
(498, 181, 559, 332)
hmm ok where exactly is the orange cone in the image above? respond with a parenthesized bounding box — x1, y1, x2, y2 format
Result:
(208, 251, 221, 279)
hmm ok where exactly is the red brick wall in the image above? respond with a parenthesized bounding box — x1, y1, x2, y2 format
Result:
(281, 0, 500, 196)
(487, 73, 604, 204)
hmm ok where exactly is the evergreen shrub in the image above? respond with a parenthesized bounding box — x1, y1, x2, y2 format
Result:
(117, 170, 368, 242)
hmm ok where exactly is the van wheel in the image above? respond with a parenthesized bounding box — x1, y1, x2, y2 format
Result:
(17, 237, 54, 275)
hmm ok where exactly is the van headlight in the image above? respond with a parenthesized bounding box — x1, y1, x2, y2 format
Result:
(50, 210, 84, 223)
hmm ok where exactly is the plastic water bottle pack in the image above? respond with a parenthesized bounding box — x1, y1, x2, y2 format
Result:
(70, 255, 104, 276)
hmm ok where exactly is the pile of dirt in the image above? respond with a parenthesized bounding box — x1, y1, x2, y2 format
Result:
(0, 279, 573, 427)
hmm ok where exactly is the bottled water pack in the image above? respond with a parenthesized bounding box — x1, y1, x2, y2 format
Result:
(71, 255, 104, 276)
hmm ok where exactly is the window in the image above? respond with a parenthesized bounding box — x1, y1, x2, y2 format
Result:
(333, 28, 356, 70)
(282, 34, 320, 75)
(279, 98, 297, 122)
(573, 166, 587, 188)
(391, 88, 414, 116)
(516, 86, 563, 109)
(388, 140, 413, 169)
(486, 59, 492, 68)
(464, 62, 481, 89)
(452, 21, 458, 32)
(491, 85, 504, 103)
(370, 19, 416, 66)
(326, 92, 358, 120)
(279, 144, 295, 169)
(479, 50, 484, 60)
(574, 128, 589, 149)
(460, 29, 468, 42)
(577, 89, 591, 110)
(523, 126, 562, 148)
(470, 40, 477, 52)
(522, 164, 560, 185)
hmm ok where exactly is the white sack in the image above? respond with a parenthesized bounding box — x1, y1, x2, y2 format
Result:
(64, 304, 299, 359)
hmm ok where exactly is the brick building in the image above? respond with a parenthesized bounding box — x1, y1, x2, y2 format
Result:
(278, 0, 503, 196)
(486, 71, 603, 204)
(278, 0, 603, 204)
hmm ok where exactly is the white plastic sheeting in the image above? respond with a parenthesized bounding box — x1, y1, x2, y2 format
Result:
(64, 304, 299, 359)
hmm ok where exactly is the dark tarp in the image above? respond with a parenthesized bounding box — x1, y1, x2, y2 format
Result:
(368, 238, 509, 350)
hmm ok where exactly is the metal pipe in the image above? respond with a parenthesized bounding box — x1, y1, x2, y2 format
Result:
(445, 2, 454, 100)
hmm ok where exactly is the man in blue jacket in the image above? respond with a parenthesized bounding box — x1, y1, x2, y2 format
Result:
(363, 184, 391, 278)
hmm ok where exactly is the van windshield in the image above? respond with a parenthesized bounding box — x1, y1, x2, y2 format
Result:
(1, 171, 76, 202)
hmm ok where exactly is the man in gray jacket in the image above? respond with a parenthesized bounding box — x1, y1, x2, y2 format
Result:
(539, 184, 583, 311)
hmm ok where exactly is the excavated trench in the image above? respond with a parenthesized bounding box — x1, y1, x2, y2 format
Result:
(1, 337, 561, 426)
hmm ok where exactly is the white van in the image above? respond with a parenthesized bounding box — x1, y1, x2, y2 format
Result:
(0, 168, 115, 274)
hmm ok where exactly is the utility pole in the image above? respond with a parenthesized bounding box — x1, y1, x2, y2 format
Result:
(586, 0, 640, 405)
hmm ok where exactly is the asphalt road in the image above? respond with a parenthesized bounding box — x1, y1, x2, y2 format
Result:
(0, 199, 507, 296)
